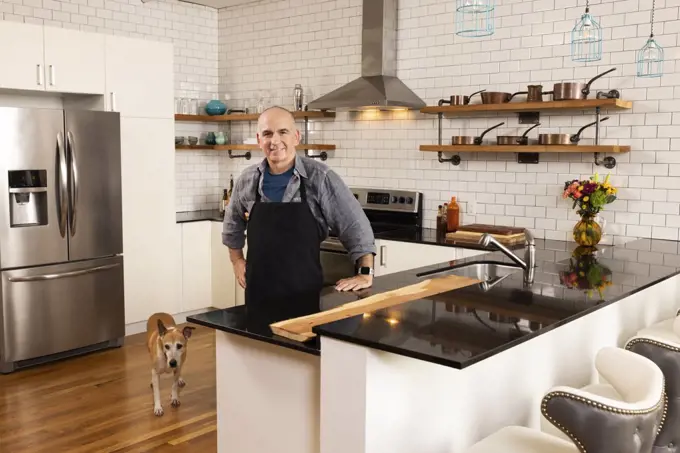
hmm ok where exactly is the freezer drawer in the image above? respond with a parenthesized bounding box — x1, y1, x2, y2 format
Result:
(0, 255, 124, 364)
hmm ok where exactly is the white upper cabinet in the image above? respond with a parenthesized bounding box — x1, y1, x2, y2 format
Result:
(0, 22, 45, 91)
(104, 35, 174, 119)
(43, 27, 106, 95)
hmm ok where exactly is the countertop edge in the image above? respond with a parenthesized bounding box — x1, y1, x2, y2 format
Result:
(186, 315, 321, 357)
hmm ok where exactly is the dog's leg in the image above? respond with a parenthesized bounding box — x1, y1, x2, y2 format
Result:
(176, 368, 186, 388)
(151, 369, 163, 416)
(171, 370, 181, 408)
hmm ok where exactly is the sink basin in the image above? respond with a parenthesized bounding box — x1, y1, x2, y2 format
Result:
(417, 261, 522, 281)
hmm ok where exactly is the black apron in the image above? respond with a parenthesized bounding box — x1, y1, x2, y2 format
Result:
(244, 175, 323, 323)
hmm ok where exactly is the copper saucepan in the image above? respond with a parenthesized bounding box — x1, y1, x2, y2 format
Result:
(452, 122, 505, 145)
(481, 91, 527, 104)
(496, 123, 541, 146)
(538, 117, 610, 145)
(439, 90, 486, 106)
(552, 68, 617, 101)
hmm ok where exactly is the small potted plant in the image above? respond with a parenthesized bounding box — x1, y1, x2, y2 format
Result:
(563, 173, 617, 247)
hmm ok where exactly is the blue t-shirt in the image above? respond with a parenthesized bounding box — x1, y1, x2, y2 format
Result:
(262, 165, 294, 202)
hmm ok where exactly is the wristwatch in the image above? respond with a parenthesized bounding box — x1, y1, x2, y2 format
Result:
(357, 266, 374, 276)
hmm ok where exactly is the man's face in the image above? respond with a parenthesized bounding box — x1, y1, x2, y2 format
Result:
(257, 108, 300, 166)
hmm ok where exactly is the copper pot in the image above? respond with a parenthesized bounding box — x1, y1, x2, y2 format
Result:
(538, 117, 609, 145)
(439, 90, 485, 106)
(481, 91, 527, 104)
(552, 68, 617, 101)
(527, 85, 553, 102)
(452, 122, 505, 145)
(496, 123, 541, 146)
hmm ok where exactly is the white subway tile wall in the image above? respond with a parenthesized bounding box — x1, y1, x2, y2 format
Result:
(218, 0, 680, 244)
(0, 0, 220, 212)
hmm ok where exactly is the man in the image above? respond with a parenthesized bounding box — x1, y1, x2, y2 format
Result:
(222, 106, 375, 315)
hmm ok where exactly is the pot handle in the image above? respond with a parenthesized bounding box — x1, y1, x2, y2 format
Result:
(571, 117, 610, 143)
(465, 89, 486, 105)
(508, 91, 528, 101)
(583, 68, 617, 97)
(522, 122, 541, 137)
(475, 122, 505, 145)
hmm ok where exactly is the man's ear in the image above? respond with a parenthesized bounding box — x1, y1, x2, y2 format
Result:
(183, 326, 196, 339)
(157, 319, 167, 337)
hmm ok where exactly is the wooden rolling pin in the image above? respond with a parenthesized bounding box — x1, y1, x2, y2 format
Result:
(270, 274, 482, 342)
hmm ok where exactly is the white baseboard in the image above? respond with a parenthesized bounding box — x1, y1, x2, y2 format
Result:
(125, 307, 216, 337)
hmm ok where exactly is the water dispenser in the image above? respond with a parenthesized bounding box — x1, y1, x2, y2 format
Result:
(9, 170, 48, 227)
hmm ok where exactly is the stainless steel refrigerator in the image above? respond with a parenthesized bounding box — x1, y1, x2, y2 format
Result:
(0, 107, 125, 374)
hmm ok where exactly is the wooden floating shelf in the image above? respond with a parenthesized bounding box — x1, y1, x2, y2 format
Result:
(174, 110, 335, 123)
(419, 145, 631, 153)
(176, 144, 336, 151)
(420, 99, 632, 116)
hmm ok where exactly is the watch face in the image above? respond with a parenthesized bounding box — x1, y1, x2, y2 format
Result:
(358, 267, 373, 275)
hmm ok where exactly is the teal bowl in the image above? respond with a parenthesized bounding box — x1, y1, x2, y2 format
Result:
(205, 100, 227, 116)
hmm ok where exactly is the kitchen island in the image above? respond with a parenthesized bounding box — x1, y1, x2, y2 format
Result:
(189, 237, 680, 453)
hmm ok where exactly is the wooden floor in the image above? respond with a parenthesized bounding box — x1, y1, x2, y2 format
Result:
(0, 325, 217, 453)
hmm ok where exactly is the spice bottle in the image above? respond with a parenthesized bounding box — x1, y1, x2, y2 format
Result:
(436, 205, 447, 239)
(447, 197, 460, 232)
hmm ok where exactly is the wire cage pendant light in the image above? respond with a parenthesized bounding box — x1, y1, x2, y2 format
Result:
(455, 0, 495, 38)
(637, 0, 664, 78)
(571, 0, 603, 62)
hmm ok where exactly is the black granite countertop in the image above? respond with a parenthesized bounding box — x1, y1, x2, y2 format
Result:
(188, 237, 680, 369)
(376, 226, 524, 251)
(176, 210, 224, 223)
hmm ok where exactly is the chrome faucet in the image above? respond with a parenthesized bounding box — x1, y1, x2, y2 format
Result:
(478, 229, 536, 285)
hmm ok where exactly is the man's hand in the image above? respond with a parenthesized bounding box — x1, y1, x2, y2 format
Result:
(335, 274, 373, 292)
(233, 258, 246, 289)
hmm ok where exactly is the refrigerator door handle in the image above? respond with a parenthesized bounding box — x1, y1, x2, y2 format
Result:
(67, 130, 79, 236)
(56, 132, 68, 238)
(7, 263, 120, 282)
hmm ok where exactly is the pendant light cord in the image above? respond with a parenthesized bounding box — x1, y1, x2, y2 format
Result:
(585, 0, 590, 13)
(651, 0, 656, 38)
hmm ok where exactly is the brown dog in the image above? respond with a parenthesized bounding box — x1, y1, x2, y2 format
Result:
(146, 312, 195, 416)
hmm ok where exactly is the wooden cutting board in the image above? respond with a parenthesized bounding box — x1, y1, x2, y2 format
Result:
(270, 274, 481, 342)
(458, 224, 526, 236)
(446, 230, 526, 245)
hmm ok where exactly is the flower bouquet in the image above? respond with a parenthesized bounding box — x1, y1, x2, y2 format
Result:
(559, 247, 613, 300)
(563, 173, 617, 247)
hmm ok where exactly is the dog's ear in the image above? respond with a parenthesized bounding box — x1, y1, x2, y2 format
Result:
(182, 326, 195, 339)
(157, 318, 168, 337)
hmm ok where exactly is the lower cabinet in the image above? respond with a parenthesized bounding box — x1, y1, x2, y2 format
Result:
(374, 239, 487, 277)
(180, 221, 212, 312)
(211, 221, 239, 309)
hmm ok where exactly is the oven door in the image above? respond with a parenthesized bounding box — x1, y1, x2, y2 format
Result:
(320, 238, 355, 286)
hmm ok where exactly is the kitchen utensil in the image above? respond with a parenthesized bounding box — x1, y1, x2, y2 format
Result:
(596, 89, 621, 99)
(439, 90, 486, 106)
(552, 68, 617, 101)
(527, 85, 553, 102)
(452, 122, 505, 145)
(459, 224, 526, 235)
(496, 123, 541, 146)
(481, 91, 527, 104)
(538, 117, 609, 145)
(270, 274, 482, 342)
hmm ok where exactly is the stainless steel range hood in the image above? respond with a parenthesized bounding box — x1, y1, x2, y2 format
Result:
(307, 0, 426, 111)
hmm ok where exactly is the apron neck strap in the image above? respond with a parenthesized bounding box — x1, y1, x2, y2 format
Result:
(255, 166, 306, 202)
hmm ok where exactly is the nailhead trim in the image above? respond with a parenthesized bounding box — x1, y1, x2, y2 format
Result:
(541, 377, 665, 453)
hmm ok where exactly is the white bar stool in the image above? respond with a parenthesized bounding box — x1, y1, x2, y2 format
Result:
(464, 347, 665, 453)
(625, 313, 680, 453)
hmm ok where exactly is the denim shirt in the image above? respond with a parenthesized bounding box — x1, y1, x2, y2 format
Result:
(222, 155, 376, 263)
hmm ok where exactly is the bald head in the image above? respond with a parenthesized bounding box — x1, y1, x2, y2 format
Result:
(257, 105, 300, 172)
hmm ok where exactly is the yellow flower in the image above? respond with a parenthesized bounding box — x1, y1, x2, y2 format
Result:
(604, 173, 611, 185)
(583, 196, 589, 202)
(578, 186, 584, 191)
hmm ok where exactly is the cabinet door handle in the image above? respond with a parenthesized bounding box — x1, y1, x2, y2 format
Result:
(110, 92, 116, 111)
(49, 64, 55, 86)
(380, 245, 387, 266)
(36, 64, 43, 86)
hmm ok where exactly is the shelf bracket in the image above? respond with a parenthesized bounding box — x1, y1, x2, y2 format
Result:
(228, 150, 252, 160)
(518, 112, 540, 124)
(592, 106, 616, 169)
(436, 112, 460, 166)
(306, 150, 328, 161)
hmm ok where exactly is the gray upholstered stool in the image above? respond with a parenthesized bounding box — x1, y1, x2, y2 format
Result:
(464, 347, 665, 453)
(626, 314, 680, 453)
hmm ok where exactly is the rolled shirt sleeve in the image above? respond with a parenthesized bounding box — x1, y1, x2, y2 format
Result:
(222, 174, 249, 250)
(320, 170, 376, 263)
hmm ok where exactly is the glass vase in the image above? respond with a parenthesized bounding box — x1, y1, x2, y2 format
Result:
(573, 215, 602, 247)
